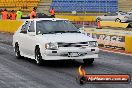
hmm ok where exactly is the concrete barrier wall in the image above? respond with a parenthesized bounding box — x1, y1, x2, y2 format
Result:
(0, 16, 96, 33)
(84, 28, 132, 53)
(0, 16, 96, 32)
(56, 15, 96, 22)
(100, 21, 129, 28)
(0, 20, 23, 33)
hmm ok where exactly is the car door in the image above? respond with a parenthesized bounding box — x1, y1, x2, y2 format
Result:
(102, 13, 111, 21)
(106, 13, 115, 21)
(103, 13, 117, 21)
(18, 21, 30, 55)
(25, 21, 36, 57)
(111, 13, 118, 21)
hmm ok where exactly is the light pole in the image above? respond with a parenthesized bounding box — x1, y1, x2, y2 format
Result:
(82, 0, 86, 28)
(99, 0, 100, 15)
(106, 0, 108, 13)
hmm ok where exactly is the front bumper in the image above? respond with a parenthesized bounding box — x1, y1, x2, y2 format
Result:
(121, 18, 132, 22)
(126, 19, 132, 22)
(41, 47, 99, 60)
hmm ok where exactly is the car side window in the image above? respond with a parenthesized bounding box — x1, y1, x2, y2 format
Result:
(109, 13, 113, 16)
(20, 21, 30, 34)
(28, 21, 35, 32)
(106, 13, 111, 16)
(112, 13, 118, 16)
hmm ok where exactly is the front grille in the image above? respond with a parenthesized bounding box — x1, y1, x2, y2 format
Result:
(58, 42, 88, 47)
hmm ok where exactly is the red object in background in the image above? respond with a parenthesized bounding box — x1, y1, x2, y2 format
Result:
(1, 11, 8, 20)
(50, 8, 55, 15)
(30, 10, 36, 19)
(97, 20, 102, 29)
(10, 13, 16, 20)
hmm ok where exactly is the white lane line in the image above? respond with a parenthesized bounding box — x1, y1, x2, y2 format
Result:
(100, 49, 132, 56)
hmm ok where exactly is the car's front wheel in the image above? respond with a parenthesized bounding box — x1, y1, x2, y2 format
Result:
(15, 43, 22, 59)
(83, 58, 94, 65)
(35, 46, 43, 66)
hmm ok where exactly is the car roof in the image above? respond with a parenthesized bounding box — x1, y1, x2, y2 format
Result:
(25, 18, 68, 21)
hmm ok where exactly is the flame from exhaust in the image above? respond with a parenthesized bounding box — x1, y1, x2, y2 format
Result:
(78, 65, 86, 76)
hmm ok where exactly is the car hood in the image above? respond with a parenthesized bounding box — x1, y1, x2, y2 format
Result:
(39, 33, 96, 43)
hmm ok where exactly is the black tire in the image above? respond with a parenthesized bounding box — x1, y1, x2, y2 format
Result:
(115, 18, 121, 22)
(15, 43, 22, 59)
(79, 76, 87, 85)
(76, 76, 87, 85)
(83, 58, 94, 65)
(35, 46, 43, 66)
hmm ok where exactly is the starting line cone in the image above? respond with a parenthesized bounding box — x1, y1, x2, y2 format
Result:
(96, 20, 102, 29)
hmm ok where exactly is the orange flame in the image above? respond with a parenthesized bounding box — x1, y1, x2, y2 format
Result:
(78, 65, 86, 77)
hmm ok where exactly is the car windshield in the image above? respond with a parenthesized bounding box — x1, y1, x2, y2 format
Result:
(120, 12, 128, 15)
(36, 20, 80, 34)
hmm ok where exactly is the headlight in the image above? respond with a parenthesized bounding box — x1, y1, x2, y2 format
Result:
(88, 41, 98, 47)
(45, 43, 58, 50)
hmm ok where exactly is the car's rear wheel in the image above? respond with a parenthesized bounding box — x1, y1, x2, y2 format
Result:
(15, 43, 22, 59)
(35, 46, 43, 66)
(83, 58, 94, 65)
(115, 18, 121, 22)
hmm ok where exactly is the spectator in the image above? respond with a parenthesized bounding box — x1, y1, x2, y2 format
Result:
(16, 9, 22, 19)
(50, 8, 55, 18)
(10, 10, 16, 20)
(30, 7, 36, 19)
(1, 9, 8, 20)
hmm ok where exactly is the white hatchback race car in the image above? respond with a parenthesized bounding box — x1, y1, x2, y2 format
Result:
(13, 18, 99, 65)
(96, 12, 132, 22)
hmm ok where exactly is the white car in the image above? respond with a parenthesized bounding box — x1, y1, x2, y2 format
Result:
(13, 18, 99, 65)
(96, 12, 132, 22)
(127, 12, 132, 22)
